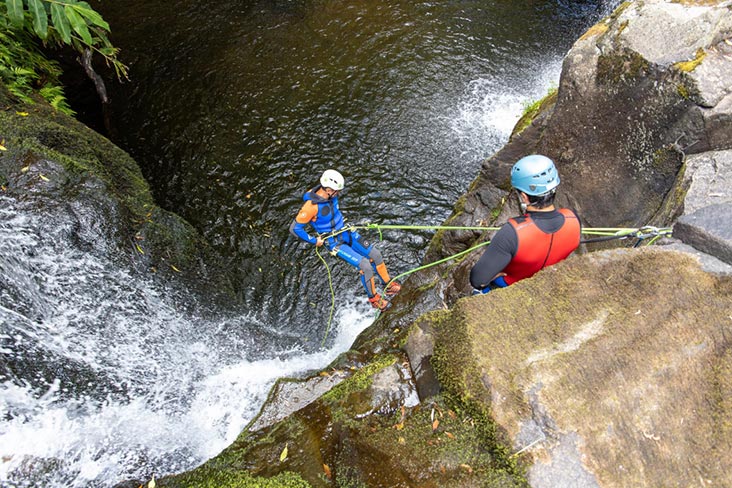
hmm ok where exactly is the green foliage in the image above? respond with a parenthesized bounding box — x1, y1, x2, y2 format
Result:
(39, 83, 72, 112)
(2, 0, 125, 77)
(520, 83, 557, 117)
(1, 0, 125, 115)
(0, 28, 74, 114)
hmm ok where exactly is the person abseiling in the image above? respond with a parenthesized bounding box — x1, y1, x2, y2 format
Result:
(469, 154, 581, 294)
(290, 169, 401, 311)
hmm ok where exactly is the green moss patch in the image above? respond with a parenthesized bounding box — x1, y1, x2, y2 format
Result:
(0, 90, 152, 219)
(511, 88, 557, 139)
(579, 22, 609, 41)
(597, 49, 650, 85)
(161, 467, 311, 488)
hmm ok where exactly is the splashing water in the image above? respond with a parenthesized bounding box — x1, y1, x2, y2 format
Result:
(0, 196, 373, 487)
(449, 59, 563, 162)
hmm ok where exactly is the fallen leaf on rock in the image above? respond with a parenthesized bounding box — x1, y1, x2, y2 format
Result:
(280, 443, 288, 462)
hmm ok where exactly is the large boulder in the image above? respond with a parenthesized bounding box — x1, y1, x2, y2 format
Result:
(435, 248, 732, 487)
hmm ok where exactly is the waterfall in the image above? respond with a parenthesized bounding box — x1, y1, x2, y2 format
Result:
(0, 196, 372, 487)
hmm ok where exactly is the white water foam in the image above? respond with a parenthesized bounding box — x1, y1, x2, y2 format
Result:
(448, 58, 564, 163)
(0, 197, 374, 487)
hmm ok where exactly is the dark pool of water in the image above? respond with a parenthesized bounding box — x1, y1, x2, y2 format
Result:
(94, 0, 618, 344)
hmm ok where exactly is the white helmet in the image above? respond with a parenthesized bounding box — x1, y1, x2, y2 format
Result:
(320, 169, 344, 191)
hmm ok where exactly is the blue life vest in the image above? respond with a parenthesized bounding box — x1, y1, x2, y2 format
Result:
(303, 187, 345, 235)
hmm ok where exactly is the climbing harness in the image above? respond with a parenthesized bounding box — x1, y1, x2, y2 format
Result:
(314, 221, 672, 346)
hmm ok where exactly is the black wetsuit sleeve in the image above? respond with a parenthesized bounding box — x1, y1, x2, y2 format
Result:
(469, 223, 518, 289)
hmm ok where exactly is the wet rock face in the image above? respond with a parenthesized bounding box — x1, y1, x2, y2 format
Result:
(0, 86, 237, 308)
(538, 0, 732, 228)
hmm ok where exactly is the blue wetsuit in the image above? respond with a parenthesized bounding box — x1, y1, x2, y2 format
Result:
(290, 186, 389, 297)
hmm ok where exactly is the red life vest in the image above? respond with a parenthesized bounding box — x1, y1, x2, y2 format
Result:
(502, 208, 580, 285)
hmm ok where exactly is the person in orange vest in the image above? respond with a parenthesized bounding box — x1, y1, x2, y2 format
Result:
(470, 155, 580, 294)
(290, 169, 401, 311)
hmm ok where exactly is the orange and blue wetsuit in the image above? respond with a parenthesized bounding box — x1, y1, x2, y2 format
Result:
(289, 186, 393, 299)
(470, 208, 580, 292)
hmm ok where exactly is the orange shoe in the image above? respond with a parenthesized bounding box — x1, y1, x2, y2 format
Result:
(384, 281, 401, 297)
(368, 294, 390, 311)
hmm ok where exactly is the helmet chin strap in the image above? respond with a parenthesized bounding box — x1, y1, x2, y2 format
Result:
(516, 190, 528, 214)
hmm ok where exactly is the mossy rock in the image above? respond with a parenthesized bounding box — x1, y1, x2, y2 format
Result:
(0, 84, 237, 305)
(596, 49, 650, 86)
(436, 248, 732, 486)
(161, 349, 527, 487)
(510, 89, 557, 140)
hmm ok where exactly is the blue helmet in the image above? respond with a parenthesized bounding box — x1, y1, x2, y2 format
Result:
(510, 154, 560, 196)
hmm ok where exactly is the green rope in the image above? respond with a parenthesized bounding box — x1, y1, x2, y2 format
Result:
(645, 234, 663, 246)
(315, 246, 336, 348)
(366, 223, 501, 232)
(313, 221, 672, 343)
(385, 239, 492, 288)
(319, 222, 672, 241)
